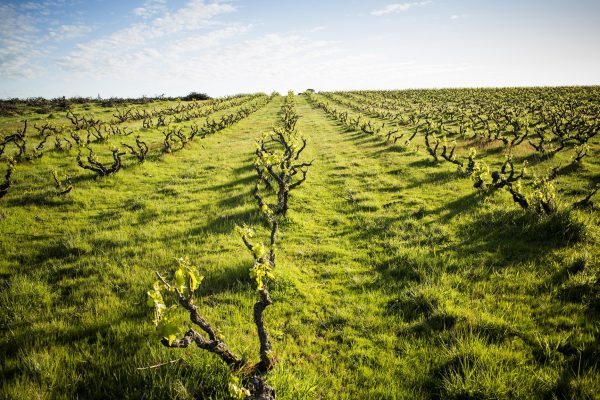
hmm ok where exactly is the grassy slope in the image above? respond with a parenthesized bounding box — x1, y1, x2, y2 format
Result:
(1, 94, 599, 399)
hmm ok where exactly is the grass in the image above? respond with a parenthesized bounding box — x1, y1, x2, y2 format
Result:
(0, 91, 599, 399)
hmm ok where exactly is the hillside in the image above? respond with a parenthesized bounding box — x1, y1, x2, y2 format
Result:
(1, 89, 599, 399)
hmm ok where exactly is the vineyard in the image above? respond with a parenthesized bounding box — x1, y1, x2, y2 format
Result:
(0, 87, 599, 399)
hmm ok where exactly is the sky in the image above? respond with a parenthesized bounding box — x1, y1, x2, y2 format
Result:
(0, 0, 599, 98)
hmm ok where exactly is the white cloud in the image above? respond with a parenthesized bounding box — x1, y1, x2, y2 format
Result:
(58, 0, 237, 76)
(1, 0, 473, 96)
(59, 0, 236, 73)
(0, 5, 38, 37)
(183, 32, 471, 93)
(0, 4, 47, 79)
(371, 1, 431, 16)
(20, 2, 46, 11)
(307, 26, 327, 33)
(0, 1, 97, 79)
(67, 30, 471, 96)
(59, 24, 251, 77)
(52, 0, 470, 96)
(149, 0, 236, 36)
(47, 24, 92, 41)
(133, 0, 168, 19)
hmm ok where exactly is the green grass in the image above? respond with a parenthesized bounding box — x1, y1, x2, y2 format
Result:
(1, 92, 599, 399)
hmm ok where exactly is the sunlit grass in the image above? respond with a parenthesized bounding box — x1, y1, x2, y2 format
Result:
(1, 92, 599, 399)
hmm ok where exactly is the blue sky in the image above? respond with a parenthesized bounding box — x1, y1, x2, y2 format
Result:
(0, 0, 599, 98)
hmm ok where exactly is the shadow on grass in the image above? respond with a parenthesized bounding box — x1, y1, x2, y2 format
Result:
(6, 191, 76, 207)
(430, 191, 483, 220)
(402, 170, 460, 191)
(512, 150, 557, 167)
(92, 237, 126, 251)
(188, 208, 263, 236)
(199, 260, 253, 295)
(92, 209, 123, 223)
(68, 171, 107, 185)
(341, 130, 386, 149)
(46, 264, 96, 288)
(8, 241, 88, 271)
(425, 353, 480, 400)
(407, 313, 458, 336)
(210, 173, 255, 192)
(456, 209, 589, 266)
(0, 320, 114, 360)
(473, 209, 587, 244)
(557, 161, 584, 176)
(366, 203, 588, 291)
(230, 161, 255, 175)
(373, 255, 423, 287)
(547, 343, 600, 399)
(374, 143, 409, 155)
(1, 307, 230, 399)
(406, 158, 438, 169)
(541, 257, 587, 292)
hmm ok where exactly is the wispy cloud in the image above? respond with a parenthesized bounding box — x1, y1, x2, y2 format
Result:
(0, 1, 97, 79)
(61, 25, 250, 78)
(47, 24, 92, 41)
(0, 4, 46, 79)
(4, 0, 595, 97)
(133, 0, 168, 19)
(58, 20, 471, 95)
(58, 0, 237, 74)
(122, 31, 470, 93)
(371, 1, 431, 16)
(307, 26, 327, 33)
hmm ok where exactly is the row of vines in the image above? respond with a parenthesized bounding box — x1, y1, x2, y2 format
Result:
(0, 93, 273, 199)
(305, 87, 599, 216)
(147, 91, 311, 399)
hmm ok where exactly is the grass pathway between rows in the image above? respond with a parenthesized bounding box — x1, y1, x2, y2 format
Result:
(268, 96, 436, 399)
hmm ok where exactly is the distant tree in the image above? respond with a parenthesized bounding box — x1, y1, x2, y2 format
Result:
(182, 92, 211, 101)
